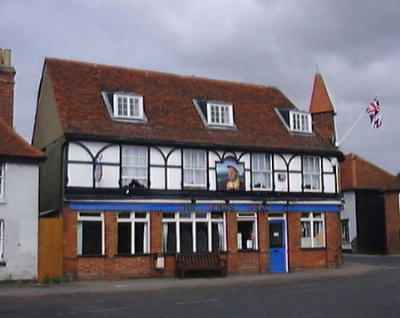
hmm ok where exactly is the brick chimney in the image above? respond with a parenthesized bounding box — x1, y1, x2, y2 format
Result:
(309, 73, 336, 145)
(0, 48, 16, 127)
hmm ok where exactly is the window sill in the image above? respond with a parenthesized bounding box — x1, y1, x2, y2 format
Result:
(115, 253, 152, 258)
(238, 249, 259, 253)
(300, 247, 326, 251)
(77, 254, 106, 258)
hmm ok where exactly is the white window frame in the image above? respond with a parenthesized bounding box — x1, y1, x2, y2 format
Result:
(207, 102, 234, 127)
(162, 212, 226, 253)
(251, 153, 272, 191)
(289, 111, 312, 133)
(0, 219, 4, 261)
(300, 212, 326, 248)
(0, 164, 5, 201)
(117, 212, 150, 255)
(121, 145, 148, 187)
(303, 156, 322, 192)
(77, 212, 105, 256)
(183, 149, 207, 188)
(341, 219, 350, 245)
(236, 212, 259, 250)
(398, 193, 400, 215)
(113, 93, 144, 120)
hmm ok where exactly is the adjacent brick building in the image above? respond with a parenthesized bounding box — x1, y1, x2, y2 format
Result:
(33, 58, 344, 280)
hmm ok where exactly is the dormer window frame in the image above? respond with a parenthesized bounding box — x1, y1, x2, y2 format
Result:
(113, 93, 144, 121)
(289, 111, 312, 134)
(206, 102, 234, 127)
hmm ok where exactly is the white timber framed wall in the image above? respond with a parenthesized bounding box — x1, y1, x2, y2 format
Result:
(65, 141, 339, 194)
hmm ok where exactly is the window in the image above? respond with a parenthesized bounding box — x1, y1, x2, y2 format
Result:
(77, 213, 104, 256)
(117, 212, 150, 255)
(113, 94, 144, 120)
(162, 212, 226, 253)
(341, 219, 350, 245)
(207, 102, 234, 126)
(303, 156, 321, 191)
(289, 111, 312, 133)
(121, 146, 148, 187)
(183, 150, 207, 187)
(0, 164, 4, 200)
(252, 154, 272, 190)
(0, 220, 4, 261)
(237, 213, 258, 250)
(301, 213, 325, 248)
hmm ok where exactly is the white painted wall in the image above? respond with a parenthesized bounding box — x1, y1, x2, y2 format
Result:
(66, 141, 338, 194)
(341, 191, 357, 250)
(0, 163, 39, 280)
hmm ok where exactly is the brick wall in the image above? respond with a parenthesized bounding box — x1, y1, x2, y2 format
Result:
(384, 192, 400, 254)
(312, 112, 335, 144)
(58, 208, 340, 279)
(0, 65, 15, 126)
(288, 212, 342, 271)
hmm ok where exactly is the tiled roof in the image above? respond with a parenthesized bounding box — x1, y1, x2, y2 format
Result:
(309, 73, 335, 114)
(43, 58, 340, 154)
(0, 118, 44, 160)
(341, 153, 396, 191)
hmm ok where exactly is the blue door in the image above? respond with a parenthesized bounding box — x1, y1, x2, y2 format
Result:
(269, 220, 286, 273)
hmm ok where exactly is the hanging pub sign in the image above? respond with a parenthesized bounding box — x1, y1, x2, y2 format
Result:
(216, 156, 245, 191)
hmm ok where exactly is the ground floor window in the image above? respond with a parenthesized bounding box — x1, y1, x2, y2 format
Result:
(300, 213, 325, 248)
(0, 219, 4, 261)
(117, 212, 150, 255)
(162, 212, 226, 253)
(77, 213, 104, 256)
(237, 213, 258, 250)
(341, 219, 350, 245)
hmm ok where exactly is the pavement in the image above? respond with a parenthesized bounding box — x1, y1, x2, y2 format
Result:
(1, 254, 400, 318)
(0, 255, 386, 297)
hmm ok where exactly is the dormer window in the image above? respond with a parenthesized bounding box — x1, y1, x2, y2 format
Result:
(113, 94, 144, 120)
(207, 102, 234, 127)
(289, 111, 312, 133)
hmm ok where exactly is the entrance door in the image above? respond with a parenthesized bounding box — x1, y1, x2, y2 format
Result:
(269, 220, 286, 273)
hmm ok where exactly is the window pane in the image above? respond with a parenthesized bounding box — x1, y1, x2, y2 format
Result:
(301, 221, 312, 248)
(135, 212, 147, 219)
(180, 223, 193, 253)
(313, 221, 324, 247)
(135, 223, 145, 254)
(212, 222, 224, 252)
(196, 222, 208, 253)
(237, 221, 255, 250)
(82, 221, 102, 255)
(163, 223, 176, 253)
(118, 212, 131, 219)
(118, 222, 131, 254)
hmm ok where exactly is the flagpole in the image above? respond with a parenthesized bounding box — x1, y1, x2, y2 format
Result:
(336, 110, 365, 147)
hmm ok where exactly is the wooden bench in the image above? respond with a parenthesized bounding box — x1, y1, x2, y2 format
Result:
(176, 253, 227, 278)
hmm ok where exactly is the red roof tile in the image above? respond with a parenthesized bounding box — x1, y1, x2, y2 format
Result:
(309, 73, 335, 114)
(341, 153, 396, 191)
(0, 118, 44, 160)
(44, 58, 339, 154)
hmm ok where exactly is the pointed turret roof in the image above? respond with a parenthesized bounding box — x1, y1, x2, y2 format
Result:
(309, 73, 335, 114)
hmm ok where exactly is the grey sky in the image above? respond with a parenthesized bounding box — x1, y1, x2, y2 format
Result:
(1, 0, 399, 173)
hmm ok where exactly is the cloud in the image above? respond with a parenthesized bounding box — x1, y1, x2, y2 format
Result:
(1, 0, 398, 173)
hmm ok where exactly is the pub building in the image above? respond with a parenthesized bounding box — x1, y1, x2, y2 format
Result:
(34, 58, 343, 280)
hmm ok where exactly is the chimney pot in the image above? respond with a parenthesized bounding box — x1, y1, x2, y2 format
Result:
(0, 49, 12, 67)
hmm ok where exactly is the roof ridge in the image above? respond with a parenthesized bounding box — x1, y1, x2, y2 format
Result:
(44, 57, 280, 92)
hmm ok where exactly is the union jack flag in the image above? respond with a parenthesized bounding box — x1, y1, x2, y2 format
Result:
(366, 98, 383, 128)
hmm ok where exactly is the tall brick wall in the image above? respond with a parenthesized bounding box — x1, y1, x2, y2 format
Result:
(312, 112, 336, 145)
(384, 192, 400, 254)
(0, 65, 15, 126)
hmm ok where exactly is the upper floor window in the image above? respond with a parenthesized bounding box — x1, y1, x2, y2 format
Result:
(183, 149, 207, 188)
(113, 94, 144, 120)
(252, 154, 272, 190)
(121, 146, 148, 187)
(303, 156, 321, 191)
(290, 111, 312, 133)
(207, 102, 234, 127)
(0, 164, 4, 200)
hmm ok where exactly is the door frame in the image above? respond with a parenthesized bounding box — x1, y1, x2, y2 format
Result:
(268, 213, 288, 273)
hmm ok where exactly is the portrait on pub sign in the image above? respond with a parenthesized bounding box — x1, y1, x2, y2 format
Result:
(216, 157, 245, 191)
